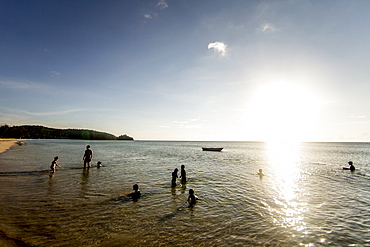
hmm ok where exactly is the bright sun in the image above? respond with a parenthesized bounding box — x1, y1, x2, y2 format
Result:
(246, 81, 319, 142)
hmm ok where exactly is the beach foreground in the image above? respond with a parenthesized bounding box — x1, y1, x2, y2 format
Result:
(0, 139, 17, 154)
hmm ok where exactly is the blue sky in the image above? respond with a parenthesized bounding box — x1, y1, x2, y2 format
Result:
(1, 0, 370, 141)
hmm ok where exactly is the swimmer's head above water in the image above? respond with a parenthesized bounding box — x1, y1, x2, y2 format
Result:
(133, 184, 139, 191)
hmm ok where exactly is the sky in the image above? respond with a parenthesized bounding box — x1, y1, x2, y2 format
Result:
(1, 0, 370, 142)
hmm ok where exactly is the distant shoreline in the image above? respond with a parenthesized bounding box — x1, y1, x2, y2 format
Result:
(0, 125, 134, 140)
(0, 138, 136, 154)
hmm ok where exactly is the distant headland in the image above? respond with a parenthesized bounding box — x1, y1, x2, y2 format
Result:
(0, 125, 134, 141)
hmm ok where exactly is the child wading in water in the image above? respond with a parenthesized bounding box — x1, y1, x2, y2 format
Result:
(180, 165, 187, 184)
(258, 169, 264, 176)
(83, 145, 93, 168)
(188, 189, 198, 207)
(171, 168, 179, 187)
(50, 156, 61, 173)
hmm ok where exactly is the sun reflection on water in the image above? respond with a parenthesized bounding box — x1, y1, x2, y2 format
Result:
(265, 141, 307, 233)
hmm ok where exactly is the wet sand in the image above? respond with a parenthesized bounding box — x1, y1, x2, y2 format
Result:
(0, 139, 18, 154)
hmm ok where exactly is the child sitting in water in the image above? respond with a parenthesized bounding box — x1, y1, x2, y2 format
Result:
(128, 184, 141, 200)
(187, 189, 198, 207)
(50, 156, 61, 173)
(97, 161, 104, 168)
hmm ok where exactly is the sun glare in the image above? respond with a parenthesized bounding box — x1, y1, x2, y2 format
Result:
(246, 82, 319, 143)
(266, 141, 307, 232)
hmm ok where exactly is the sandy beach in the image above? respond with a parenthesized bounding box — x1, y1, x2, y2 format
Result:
(0, 139, 18, 154)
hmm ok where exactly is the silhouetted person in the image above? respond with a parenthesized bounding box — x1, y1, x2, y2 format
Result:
(258, 169, 264, 176)
(83, 145, 93, 168)
(50, 156, 61, 173)
(97, 161, 104, 168)
(343, 161, 355, 171)
(188, 189, 198, 207)
(172, 168, 179, 187)
(180, 165, 187, 184)
(128, 184, 141, 200)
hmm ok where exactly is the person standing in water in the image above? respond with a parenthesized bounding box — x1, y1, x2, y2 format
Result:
(171, 168, 179, 187)
(83, 145, 93, 168)
(258, 169, 264, 176)
(180, 165, 187, 184)
(50, 156, 61, 173)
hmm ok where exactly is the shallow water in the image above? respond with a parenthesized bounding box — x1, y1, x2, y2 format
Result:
(0, 140, 370, 246)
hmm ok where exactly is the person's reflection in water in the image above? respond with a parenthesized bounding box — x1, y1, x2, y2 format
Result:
(171, 186, 176, 196)
(181, 182, 187, 194)
(48, 173, 55, 195)
(81, 168, 90, 196)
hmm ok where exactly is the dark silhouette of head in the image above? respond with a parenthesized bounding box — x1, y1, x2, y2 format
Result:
(133, 184, 139, 191)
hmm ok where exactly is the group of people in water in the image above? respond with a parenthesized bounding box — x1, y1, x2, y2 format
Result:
(50, 145, 198, 206)
(171, 165, 187, 187)
(170, 165, 198, 206)
(50, 145, 357, 207)
(50, 145, 103, 172)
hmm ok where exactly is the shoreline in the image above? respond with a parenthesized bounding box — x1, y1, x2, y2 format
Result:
(0, 139, 19, 154)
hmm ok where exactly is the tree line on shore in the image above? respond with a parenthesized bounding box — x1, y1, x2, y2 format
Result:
(0, 125, 134, 140)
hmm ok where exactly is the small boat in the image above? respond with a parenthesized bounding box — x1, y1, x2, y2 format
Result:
(16, 141, 25, 146)
(202, 147, 223, 152)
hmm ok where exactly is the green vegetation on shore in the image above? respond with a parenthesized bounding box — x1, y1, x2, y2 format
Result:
(0, 125, 134, 140)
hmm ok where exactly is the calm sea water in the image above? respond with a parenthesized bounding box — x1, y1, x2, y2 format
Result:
(0, 140, 370, 246)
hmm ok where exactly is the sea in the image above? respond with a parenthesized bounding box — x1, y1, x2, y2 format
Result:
(0, 140, 370, 246)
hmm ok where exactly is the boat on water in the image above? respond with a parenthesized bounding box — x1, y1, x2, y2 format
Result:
(202, 147, 223, 152)
(16, 141, 25, 146)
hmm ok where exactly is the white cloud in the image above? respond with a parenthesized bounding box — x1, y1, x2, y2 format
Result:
(173, 121, 188, 124)
(26, 109, 83, 116)
(144, 14, 152, 19)
(0, 107, 84, 116)
(50, 71, 61, 77)
(157, 0, 168, 9)
(208, 41, 228, 56)
(259, 23, 276, 33)
(0, 80, 48, 90)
